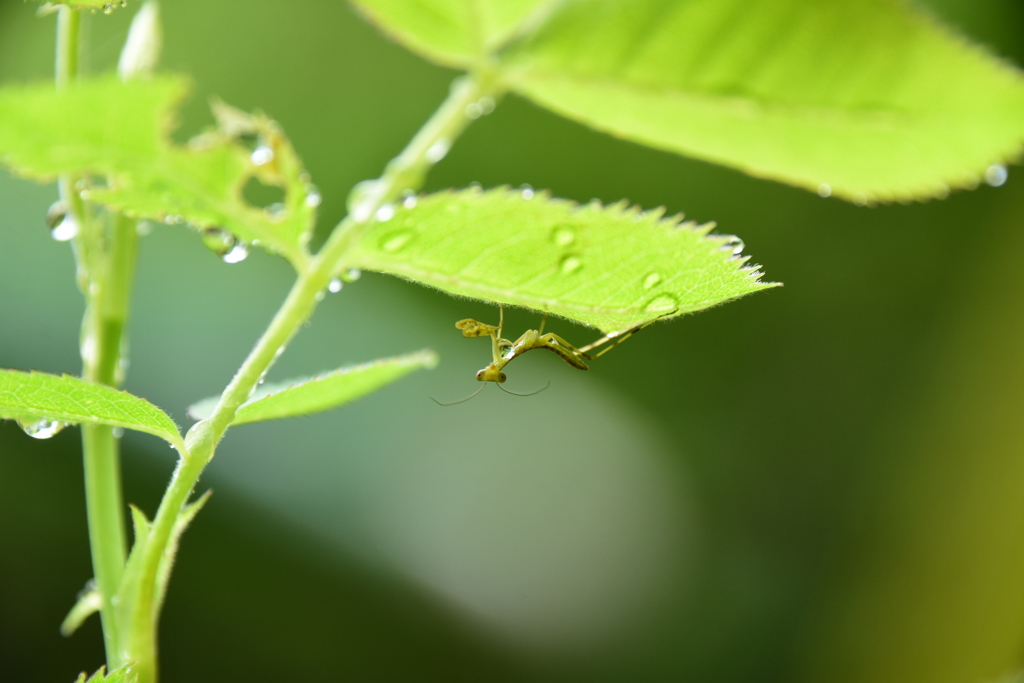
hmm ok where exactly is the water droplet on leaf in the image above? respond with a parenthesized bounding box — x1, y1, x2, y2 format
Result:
(985, 164, 1008, 187)
(521, 185, 535, 200)
(645, 294, 678, 314)
(643, 272, 662, 290)
(328, 278, 343, 293)
(201, 228, 235, 257)
(250, 146, 274, 166)
(342, 267, 362, 282)
(17, 417, 65, 440)
(722, 236, 744, 256)
(375, 204, 395, 222)
(305, 190, 322, 208)
(51, 215, 79, 242)
(426, 139, 451, 163)
(402, 193, 418, 209)
(552, 226, 575, 246)
(112, 427, 124, 438)
(381, 231, 412, 252)
(559, 255, 582, 274)
(221, 243, 249, 264)
(817, 183, 832, 198)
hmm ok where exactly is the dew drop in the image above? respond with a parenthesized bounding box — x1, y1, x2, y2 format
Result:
(985, 164, 1008, 187)
(521, 184, 535, 200)
(464, 102, 483, 119)
(477, 96, 496, 115)
(136, 222, 152, 236)
(402, 194, 418, 209)
(51, 215, 80, 242)
(265, 203, 286, 218)
(852, 193, 868, 207)
(342, 267, 362, 282)
(250, 145, 274, 166)
(305, 189, 322, 208)
(375, 204, 395, 222)
(45, 201, 67, 230)
(645, 294, 678, 314)
(817, 183, 832, 198)
(103, 4, 114, 14)
(552, 226, 575, 247)
(328, 278, 343, 293)
(722, 236, 745, 256)
(559, 254, 582, 274)
(112, 427, 124, 439)
(201, 227, 235, 257)
(315, 290, 326, 302)
(381, 231, 412, 252)
(17, 418, 65, 440)
(643, 272, 662, 290)
(221, 243, 249, 264)
(426, 139, 451, 163)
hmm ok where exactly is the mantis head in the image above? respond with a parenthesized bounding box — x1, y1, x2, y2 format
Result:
(475, 364, 507, 383)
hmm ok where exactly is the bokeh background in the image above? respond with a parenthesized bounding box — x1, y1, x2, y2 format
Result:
(1, 0, 1023, 681)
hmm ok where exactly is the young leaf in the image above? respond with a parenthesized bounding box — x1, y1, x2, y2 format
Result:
(503, 0, 1024, 203)
(0, 76, 315, 267)
(0, 369, 183, 450)
(187, 350, 439, 425)
(348, 0, 555, 69)
(154, 491, 211, 616)
(73, 664, 138, 683)
(347, 188, 776, 333)
(60, 583, 103, 637)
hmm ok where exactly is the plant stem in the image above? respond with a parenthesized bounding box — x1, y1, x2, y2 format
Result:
(58, 6, 132, 668)
(124, 72, 498, 683)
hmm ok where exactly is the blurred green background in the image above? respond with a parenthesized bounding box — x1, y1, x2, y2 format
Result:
(2, 0, 1024, 680)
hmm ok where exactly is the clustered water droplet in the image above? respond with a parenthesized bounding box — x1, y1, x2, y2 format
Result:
(17, 417, 66, 440)
(985, 164, 1008, 187)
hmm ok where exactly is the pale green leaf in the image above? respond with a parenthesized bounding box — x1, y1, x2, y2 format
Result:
(0, 76, 315, 267)
(43, 1, 135, 10)
(504, 0, 1024, 203)
(347, 187, 776, 333)
(0, 368, 183, 449)
(348, 0, 555, 68)
(73, 664, 137, 683)
(60, 584, 102, 637)
(187, 350, 439, 425)
(154, 491, 211, 615)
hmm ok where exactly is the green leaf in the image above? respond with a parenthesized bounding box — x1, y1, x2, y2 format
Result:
(73, 664, 137, 683)
(0, 368, 183, 450)
(348, 0, 555, 68)
(0, 75, 315, 267)
(60, 584, 102, 637)
(154, 491, 211, 615)
(504, 0, 1024, 203)
(347, 187, 776, 333)
(44, 1, 135, 10)
(187, 350, 439, 425)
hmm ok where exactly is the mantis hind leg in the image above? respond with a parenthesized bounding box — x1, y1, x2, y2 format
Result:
(577, 311, 675, 360)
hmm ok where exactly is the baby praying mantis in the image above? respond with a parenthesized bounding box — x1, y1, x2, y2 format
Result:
(433, 304, 671, 405)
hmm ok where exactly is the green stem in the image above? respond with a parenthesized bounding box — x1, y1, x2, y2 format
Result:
(58, 6, 133, 669)
(123, 72, 498, 683)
